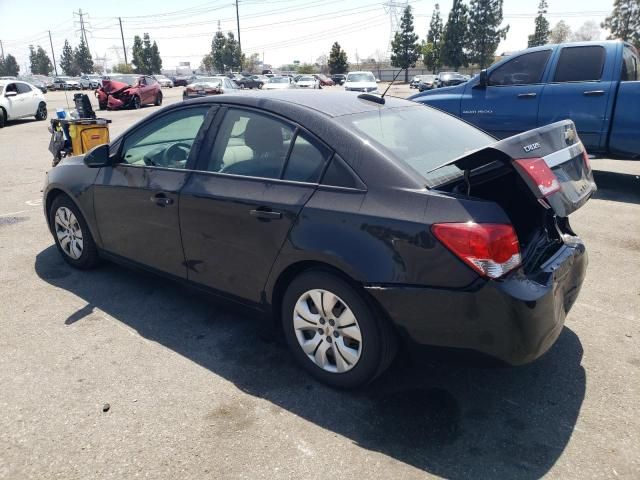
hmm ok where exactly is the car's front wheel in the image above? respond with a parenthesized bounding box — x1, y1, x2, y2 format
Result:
(155, 91, 163, 106)
(132, 96, 141, 109)
(282, 271, 396, 388)
(0, 108, 5, 128)
(49, 195, 99, 269)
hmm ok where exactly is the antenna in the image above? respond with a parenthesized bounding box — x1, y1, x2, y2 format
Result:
(381, 66, 405, 98)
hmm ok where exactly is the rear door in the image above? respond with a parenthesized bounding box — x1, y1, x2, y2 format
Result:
(179, 106, 333, 303)
(608, 44, 640, 157)
(538, 45, 613, 151)
(93, 105, 214, 277)
(461, 49, 552, 138)
(16, 82, 38, 116)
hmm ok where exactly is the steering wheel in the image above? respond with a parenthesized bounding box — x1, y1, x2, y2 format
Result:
(162, 142, 191, 166)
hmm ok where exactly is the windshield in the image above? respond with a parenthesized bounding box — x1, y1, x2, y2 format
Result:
(299, 76, 314, 81)
(269, 77, 289, 83)
(347, 73, 375, 83)
(339, 106, 495, 186)
(108, 75, 138, 85)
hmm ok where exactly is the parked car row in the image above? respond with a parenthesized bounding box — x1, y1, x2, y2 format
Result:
(410, 72, 470, 91)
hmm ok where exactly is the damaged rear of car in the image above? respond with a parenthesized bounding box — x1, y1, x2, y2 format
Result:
(96, 75, 162, 111)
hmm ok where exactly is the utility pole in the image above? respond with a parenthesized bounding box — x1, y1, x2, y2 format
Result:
(48, 31, 58, 76)
(235, 0, 242, 55)
(75, 9, 90, 52)
(118, 17, 128, 65)
(0, 39, 4, 61)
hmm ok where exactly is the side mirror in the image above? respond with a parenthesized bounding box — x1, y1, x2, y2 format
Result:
(5, 91, 17, 97)
(83, 143, 111, 168)
(476, 69, 488, 88)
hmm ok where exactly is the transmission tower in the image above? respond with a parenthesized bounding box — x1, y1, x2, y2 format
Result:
(383, 0, 408, 54)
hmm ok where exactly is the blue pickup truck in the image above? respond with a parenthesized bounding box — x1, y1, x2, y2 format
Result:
(410, 41, 640, 158)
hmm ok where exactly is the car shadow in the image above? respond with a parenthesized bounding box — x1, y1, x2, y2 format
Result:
(592, 170, 640, 205)
(35, 245, 586, 479)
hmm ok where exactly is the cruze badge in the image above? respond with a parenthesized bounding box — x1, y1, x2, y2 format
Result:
(523, 142, 541, 153)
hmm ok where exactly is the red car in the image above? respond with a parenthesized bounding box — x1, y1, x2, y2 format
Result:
(96, 74, 162, 110)
(316, 73, 335, 86)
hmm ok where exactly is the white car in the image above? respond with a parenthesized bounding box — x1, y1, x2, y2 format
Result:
(344, 71, 378, 93)
(154, 75, 174, 88)
(52, 77, 80, 90)
(296, 76, 319, 89)
(262, 76, 296, 90)
(0, 80, 47, 128)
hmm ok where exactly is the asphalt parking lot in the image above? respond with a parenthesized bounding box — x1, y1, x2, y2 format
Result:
(1, 86, 639, 479)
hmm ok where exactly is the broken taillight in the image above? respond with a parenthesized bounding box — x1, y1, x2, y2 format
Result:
(432, 222, 522, 279)
(513, 157, 561, 197)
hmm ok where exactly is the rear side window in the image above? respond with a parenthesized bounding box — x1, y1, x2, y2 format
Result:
(16, 83, 32, 93)
(283, 131, 331, 183)
(553, 46, 605, 82)
(489, 50, 551, 86)
(621, 45, 640, 81)
(321, 155, 363, 189)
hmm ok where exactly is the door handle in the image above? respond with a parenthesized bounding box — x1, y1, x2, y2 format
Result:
(150, 192, 174, 207)
(250, 208, 282, 220)
(517, 92, 537, 98)
(583, 90, 605, 96)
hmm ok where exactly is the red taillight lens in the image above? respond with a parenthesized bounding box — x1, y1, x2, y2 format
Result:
(513, 157, 561, 197)
(432, 223, 521, 279)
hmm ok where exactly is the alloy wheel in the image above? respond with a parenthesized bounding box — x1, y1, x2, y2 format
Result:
(293, 289, 363, 373)
(54, 207, 83, 260)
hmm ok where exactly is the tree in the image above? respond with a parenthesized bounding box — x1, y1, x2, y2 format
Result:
(223, 32, 242, 71)
(150, 40, 162, 73)
(441, 0, 469, 70)
(602, 0, 640, 48)
(131, 35, 146, 74)
(245, 53, 261, 73)
(29, 45, 53, 75)
(112, 63, 133, 73)
(328, 42, 348, 74)
(297, 63, 316, 74)
(200, 53, 215, 74)
(549, 20, 572, 43)
(390, 5, 420, 82)
(467, 0, 509, 69)
(423, 3, 444, 73)
(211, 26, 226, 73)
(60, 39, 79, 76)
(0, 54, 20, 76)
(571, 21, 601, 41)
(74, 36, 94, 74)
(528, 0, 550, 47)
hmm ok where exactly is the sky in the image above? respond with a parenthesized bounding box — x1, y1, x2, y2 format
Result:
(0, 0, 613, 73)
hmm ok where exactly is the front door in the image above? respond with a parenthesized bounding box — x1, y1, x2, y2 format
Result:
(180, 107, 332, 303)
(93, 105, 212, 277)
(538, 45, 613, 151)
(461, 49, 552, 138)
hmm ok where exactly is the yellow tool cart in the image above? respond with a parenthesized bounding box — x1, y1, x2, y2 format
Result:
(49, 117, 112, 166)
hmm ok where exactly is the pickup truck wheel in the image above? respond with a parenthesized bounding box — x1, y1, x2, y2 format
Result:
(0, 108, 5, 128)
(49, 195, 99, 269)
(35, 102, 47, 120)
(155, 92, 163, 106)
(282, 271, 397, 389)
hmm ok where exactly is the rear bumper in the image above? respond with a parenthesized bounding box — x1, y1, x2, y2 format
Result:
(365, 238, 587, 365)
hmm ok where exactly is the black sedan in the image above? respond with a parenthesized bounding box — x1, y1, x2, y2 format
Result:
(42, 91, 595, 388)
(234, 75, 263, 89)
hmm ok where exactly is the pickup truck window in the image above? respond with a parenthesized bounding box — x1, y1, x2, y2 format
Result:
(553, 46, 605, 82)
(622, 45, 640, 81)
(488, 50, 551, 86)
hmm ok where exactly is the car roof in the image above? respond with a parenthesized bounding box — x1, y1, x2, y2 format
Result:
(184, 90, 414, 117)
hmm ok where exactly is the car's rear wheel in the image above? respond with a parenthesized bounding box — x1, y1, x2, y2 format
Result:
(35, 102, 47, 120)
(49, 195, 99, 269)
(281, 270, 396, 388)
(155, 91, 163, 106)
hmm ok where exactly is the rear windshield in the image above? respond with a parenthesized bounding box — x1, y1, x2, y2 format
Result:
(338, 105, 495, 186)
(347, 73, 375, 82)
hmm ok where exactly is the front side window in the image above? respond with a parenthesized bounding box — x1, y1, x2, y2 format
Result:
(206, 109, 294, 179)
(622, 45, 640, 81)
(16, 83, 32, 94)
(120, 106, 210, 168)
(553, 46, 605, 82)
(489, 50, 551, 86)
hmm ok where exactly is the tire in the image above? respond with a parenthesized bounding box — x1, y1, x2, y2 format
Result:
(281, 270, 397, 388)
(49, 195, 99, 270)
(0, 108, 5, 128)
(98, 102, 107, 111)
(35, 102, 47, 121)
(132, 96, 141, 109)
(154, 91, 163, 106)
